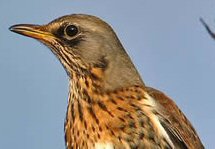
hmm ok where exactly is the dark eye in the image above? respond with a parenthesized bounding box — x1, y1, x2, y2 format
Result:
(65, 25, 79, 37)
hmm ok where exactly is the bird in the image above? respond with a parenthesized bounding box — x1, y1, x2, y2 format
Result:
(9, 14, 204, 149)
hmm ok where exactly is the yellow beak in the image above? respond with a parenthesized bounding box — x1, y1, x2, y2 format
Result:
(9, 24, 55, 41)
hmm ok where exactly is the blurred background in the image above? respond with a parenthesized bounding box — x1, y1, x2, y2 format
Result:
(1, 0, 215, 148)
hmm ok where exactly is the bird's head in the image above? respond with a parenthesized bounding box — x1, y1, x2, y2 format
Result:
(10, 14, 144, 90)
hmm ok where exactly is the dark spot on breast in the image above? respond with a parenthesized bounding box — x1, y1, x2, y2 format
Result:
(83, 89, 93, 104)
(118, 117, 126, 122)
(105, 124, 109, 130)
(148, 132, 156, 143)
(129, 121, 136, 128)
(139, 119, 144, 127)
(117, 106, 128, 112)
(97, 133, 101, 139)
(125, 95, 135, 99)
(110, 130, 115, 136)
(87, 106, 100, 125)
(97, 103, 114, 117)
(116, 96, 124, 101)
(85, 80, 89, 88)
(92, 126, 95, 131)
(127, 113, 133, 119)
(118, 136, 122, 142)
(97, 101, 107, 110)
(86, 133, 89, 139)
(136, 95, 143, 100)
(126, 137, 133, 143)
(84, 120, 87, 129)
(70, 102, 75, 122)
(90, 73, 100, 80)
(130, 103, 142, 111)
(109, 98, 117, 105)
(130, 144, 138, 149)
(99, 126, 103, 132)
(139, 132, 145, 139)
(82, 141, 85, 147)
(119, 124, 126, 131)
(77, 100, 83, 121)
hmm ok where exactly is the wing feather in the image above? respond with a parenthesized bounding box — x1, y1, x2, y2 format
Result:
(146, 87, 204, 149)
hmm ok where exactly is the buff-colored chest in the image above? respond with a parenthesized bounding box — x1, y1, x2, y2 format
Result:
(64, 81, 173, 149)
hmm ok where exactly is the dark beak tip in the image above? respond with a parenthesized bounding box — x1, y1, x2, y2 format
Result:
(9, 24, 36, 31)
(9, 24, 24, 33)
(9, 25, 16, 32)
(9, 24, 52, 40)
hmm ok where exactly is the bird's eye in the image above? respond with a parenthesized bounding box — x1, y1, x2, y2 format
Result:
(65, 25, 79, 37)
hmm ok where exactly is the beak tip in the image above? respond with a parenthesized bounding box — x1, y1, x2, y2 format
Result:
(9, 25, 15, 32)
(9, 24, 53, 40)
(9, 24, 34, 35)
(9, 24, 22, 33)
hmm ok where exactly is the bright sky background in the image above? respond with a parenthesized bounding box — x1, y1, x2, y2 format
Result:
(1, 0, 215, 148)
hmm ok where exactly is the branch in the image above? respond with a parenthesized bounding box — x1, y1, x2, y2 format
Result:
(200, 18, 215, 40)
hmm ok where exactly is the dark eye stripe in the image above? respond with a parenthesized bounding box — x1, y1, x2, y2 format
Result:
(55, 25, 65, 37)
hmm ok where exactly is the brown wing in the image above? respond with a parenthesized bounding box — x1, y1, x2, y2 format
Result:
(146, 87, 204, 149)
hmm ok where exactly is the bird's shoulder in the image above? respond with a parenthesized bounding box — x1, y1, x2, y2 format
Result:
(145, 86, 204, 149)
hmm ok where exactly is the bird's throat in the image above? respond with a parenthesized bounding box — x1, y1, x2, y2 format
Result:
(64, 72, 108, 148)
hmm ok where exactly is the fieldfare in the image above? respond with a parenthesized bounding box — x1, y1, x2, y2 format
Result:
(10, 14, 204, 149)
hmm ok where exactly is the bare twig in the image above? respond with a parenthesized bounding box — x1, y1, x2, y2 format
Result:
(200, 18, 215, 40)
